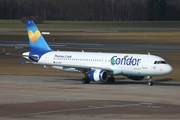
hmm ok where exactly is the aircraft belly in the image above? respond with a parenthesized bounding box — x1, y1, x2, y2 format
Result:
(51, 66, 78, 72)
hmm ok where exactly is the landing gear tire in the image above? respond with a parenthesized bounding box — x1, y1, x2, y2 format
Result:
(82, 78, 90, 84)
(107, 76, 115, 83)
(148, 81, 153, 86)
(147, 76, 153, 86)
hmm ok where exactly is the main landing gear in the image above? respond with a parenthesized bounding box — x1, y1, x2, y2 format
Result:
(82, 77, 90, 84)
(107, 76, 115, 83)
(82, 72, 90, 84)
(147, 76, 153, 86)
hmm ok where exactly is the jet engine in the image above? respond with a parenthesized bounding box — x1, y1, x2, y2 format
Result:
(88, 69, 108, 82)
(127, 76, 144, 80)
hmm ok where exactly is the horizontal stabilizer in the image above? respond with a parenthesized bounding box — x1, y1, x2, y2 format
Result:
(1, 52, 22, 57)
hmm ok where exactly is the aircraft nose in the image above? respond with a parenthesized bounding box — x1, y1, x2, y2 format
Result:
(165, 64, 173, 74)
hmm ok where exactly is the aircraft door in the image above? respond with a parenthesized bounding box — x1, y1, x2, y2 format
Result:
(142, 57, 149, 69)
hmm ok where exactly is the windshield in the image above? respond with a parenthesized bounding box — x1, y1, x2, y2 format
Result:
(154, 61, 167, 64)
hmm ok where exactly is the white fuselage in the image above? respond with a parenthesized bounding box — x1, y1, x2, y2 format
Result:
(24, 51, 173, 77)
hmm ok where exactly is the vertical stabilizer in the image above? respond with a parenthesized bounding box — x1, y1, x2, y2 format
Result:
(26, 20, 52, 52)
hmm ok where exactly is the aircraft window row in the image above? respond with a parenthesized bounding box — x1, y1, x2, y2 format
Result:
(154, 61, 167, 64)
(58, 58, 105, 62)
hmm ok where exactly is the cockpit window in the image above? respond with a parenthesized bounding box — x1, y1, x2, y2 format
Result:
(154, 61, 167, 64)
(161, 61, 167, 64)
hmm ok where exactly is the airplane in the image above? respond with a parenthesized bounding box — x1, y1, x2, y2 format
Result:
(22, 20, 173, 86)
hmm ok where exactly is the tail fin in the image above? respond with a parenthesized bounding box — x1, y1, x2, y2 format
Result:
(26, 20, 52, 52)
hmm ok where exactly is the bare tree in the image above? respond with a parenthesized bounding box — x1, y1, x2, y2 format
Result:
(0, 0, 180, 21)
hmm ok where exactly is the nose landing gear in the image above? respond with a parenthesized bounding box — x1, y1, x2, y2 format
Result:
(147, 76, 153, 86)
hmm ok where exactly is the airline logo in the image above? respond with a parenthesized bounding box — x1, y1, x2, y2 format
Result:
(111, 56, 141, 66)
(28, 30, 41, 43)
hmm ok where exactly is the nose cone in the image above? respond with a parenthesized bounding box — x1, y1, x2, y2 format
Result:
(164, 64, 173, 75)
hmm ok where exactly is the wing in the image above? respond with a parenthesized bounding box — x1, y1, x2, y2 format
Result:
(49, 63, 113, 72)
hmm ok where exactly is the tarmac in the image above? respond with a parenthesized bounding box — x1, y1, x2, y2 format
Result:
(0, 75, 180, 120)
(1, 26, 180, 120)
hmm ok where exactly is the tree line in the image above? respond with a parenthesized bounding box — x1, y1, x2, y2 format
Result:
(0, 0, 180, 21)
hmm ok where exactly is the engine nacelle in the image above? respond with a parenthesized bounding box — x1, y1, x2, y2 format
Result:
(127, 76, 144, 80)
(88, 70, 108, 82)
